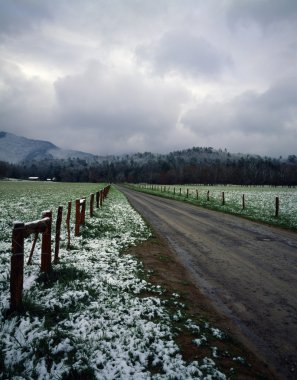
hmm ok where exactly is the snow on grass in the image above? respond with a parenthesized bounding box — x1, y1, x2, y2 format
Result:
(1, 181, 232, 379)
(131, 184, 297, 230)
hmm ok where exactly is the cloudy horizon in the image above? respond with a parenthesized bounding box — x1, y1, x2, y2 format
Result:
(1, 0, 296, 157)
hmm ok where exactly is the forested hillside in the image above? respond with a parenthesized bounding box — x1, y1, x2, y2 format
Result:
(1, 147, 296, 185)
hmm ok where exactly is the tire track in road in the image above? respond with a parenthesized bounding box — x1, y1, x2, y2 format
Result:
(119, 186, 297, 380)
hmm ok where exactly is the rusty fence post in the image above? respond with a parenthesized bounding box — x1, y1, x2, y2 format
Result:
(275, 196, 279, 218)
(54, 206, 63, 264)
(10, 222, 25, 311)
(90, 193, 95, 217)
(41, 211, 52, 273)
(75, 199, 80, 236)
(66, 201, 71, 249)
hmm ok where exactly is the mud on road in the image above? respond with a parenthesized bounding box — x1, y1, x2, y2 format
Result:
(120, 186, 297, 380)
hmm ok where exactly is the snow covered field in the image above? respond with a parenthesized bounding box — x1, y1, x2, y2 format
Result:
(0, 181, 233, 379)
(133, 184, 297, 230)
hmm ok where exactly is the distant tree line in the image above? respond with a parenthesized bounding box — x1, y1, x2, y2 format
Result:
(1, 148, 297, 186)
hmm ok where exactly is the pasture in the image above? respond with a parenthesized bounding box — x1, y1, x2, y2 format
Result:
(0, 180, 246, 379)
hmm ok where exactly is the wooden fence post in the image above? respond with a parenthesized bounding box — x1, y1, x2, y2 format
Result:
(242, 194, 245, 210)
(10, 222, 25, 311)
(275, 197, 279, 218)
(90, 193, 95, 217)
(81, 199, 86, 224)
(222, 192, 225, 205)
(196, 190, 199, 200)
(54, 206, 63, 264)
(96, 191, 100, 208)
(179, 188, 182, 196)
(186, 189, 189, 198)
(100, 190, 103, 207)
(41, 211, 52, 273)
(207, 190, 210, 201)
(27, 233, 38, 265)
(75, 199, 80, 236)
(103, 186, 109, 199)
(66, 201, 71, 249)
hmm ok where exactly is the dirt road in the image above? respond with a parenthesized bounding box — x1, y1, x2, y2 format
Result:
(119, 187, 297, 380)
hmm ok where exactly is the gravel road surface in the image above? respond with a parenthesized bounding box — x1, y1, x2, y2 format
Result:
(119, 187, 297, 380)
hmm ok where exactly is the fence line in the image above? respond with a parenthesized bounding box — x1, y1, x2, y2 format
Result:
(135, 184, 282, 219)
(10, 184, 111, 312)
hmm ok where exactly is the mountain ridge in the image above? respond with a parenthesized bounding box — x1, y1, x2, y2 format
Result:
(0, 131, 94, 164)
(1, 131, 296, 167)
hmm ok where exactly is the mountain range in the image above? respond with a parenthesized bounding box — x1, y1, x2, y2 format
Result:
(0, 131, 296, 185)
(0, 131, 94, 164)
(1, 130, 296, 168)
(0, 130, 240, 166)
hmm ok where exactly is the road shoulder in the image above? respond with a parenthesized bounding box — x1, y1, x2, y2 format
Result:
(126, 231, 278, 379)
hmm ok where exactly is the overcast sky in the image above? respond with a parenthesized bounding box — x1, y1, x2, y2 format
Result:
(0, 0, 296, 157)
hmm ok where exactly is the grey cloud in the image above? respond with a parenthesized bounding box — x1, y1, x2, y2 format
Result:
(182, 76, 297, 156)
(53, 61, 190, 154)
(231, 78, 297, 134)
(0, 59, 55, 139)
(260, 78, 297, 108)
(0, 1, 53, 37)
(227, 0, 297, 28)
(137, 29, 232, 78)
(0, 0, 296, 158)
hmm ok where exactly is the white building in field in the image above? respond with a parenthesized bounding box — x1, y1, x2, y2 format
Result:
(28, 177, 39, 180)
